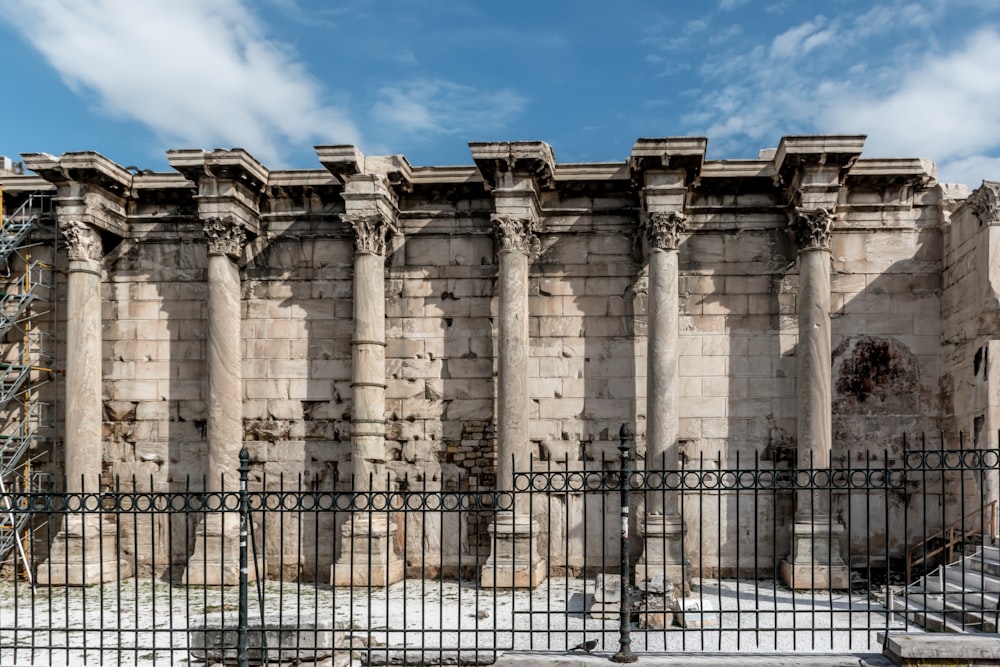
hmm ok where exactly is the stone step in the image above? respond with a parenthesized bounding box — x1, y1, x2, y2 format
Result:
(892, 594, 986, 634)
(968, 546, 1000, 577)
(892, 597, 975, 632)
(929, 563, 1000, 594)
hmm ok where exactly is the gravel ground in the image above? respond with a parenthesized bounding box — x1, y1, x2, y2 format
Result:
(0, 577, 921, 666)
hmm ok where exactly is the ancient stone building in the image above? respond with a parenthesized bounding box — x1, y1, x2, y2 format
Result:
(0, 136, 996, 588)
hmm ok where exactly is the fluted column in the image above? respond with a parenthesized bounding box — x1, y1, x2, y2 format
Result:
(781, 207, 848, 589)
(184, 217, 251, 585)
(480, 215, 546, 588)
(333, 212, 404, 587)
(636, 211, 689, 598)
(38, 221, 126, 585)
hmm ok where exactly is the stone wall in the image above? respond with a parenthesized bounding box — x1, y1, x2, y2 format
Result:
(1, 139, 994, 581)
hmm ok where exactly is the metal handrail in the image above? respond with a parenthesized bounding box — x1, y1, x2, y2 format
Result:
(906, 499, 998, 581)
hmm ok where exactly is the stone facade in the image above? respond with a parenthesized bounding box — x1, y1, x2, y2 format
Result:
(0, 136, 994, 584)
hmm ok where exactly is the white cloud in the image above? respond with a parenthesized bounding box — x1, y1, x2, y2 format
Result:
(672, 1, 1000, 186)
(823, 28, 1000, 180)
(770, 17, 836, 59)
(719, 0, 750, 9)
(372, 79, 526, 139)
(3, 0, 360, 167)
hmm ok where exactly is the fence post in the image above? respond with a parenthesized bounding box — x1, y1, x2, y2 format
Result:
(237, 447, 250, 667)
(613, 423, 637, 663)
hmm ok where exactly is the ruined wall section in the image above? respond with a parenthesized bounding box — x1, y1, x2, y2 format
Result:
(678, 175, 796, 466)
(831, 170, 943, 462)
(105, 216, 208, 490)
(387, 183, 495, 498)
(942, 182, 1000, 445)
(532, 180, 639, 462)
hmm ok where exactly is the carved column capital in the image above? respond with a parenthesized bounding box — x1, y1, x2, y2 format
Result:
(204, 217, 246, 259)
(345, 213, 396, 256)
(644, 211, 687, 251)
(492, 215, 538, 256)
(790, 207, 835, 251)
(59, 220, 102, 262)
(968, 182, 1000, 225)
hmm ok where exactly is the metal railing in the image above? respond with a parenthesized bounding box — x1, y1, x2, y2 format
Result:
(0, 434, 997, 665)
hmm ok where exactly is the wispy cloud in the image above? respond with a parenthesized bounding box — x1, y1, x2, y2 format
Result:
(667, 1, 1000, 184)
(3, 0, 359, 166)
(823, 28, 1000, 183)
(372, 79, 526, 139)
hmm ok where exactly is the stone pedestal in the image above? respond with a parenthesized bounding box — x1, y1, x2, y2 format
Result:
(780, 519, 850, 589)
(480, 512, 546, 588)
(332, 514, 404, 587)
(635, 513, 689, 597)
(36, 515, 130, 586)
(183, 513, 262, 586)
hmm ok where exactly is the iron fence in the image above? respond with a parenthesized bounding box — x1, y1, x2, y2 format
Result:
(0, 432, 997, 665)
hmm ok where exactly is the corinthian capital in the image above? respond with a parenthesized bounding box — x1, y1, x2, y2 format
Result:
(790, 207, 835, 251)
(644, 211, 687, 251)
(204, 217, 246, 259)
(491, 215, 538, 255)
(345, 213, 395, 256)
(60, 220, 102, 262)
(967, 181, 1000, 225)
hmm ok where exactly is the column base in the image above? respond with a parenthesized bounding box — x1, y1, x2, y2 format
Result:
(635, 513, 689, 598)
(184, 513, 261, 586)
(332, 513, 404, 588)
(36, 515, 131, 586)
(780, 520, 850, 590)
(480, 512, 546, 588)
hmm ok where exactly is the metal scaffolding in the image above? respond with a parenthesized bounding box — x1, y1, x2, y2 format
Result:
(0, 190, 57, 582)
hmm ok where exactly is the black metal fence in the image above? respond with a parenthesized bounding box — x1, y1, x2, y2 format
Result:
(1, 433, 998, 665)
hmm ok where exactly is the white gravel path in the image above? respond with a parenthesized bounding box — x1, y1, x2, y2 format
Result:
(0, 577, 921, 666)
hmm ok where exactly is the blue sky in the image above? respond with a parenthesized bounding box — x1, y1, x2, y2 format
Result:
(1, 0, 999, 186)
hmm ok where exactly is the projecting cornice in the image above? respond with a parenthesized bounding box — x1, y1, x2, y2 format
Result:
(629, 137, 707, 185)
(22, 151, 132, 238)
(316, 145, 412, 192)
(469, 141, 556, 191)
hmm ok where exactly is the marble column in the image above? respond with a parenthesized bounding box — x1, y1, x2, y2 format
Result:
(333, 213, 404, 587)
(184, 217, 252, 585)
(38, 221, 126, 585)
(781, 207, 849, 589)
(636, 211, 689, 597)
(481, 215, 546, 588)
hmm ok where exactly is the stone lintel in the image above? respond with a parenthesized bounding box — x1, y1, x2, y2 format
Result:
(846, 158, 937, 187)
(629, 137, 707, 184)
(469, 141, 556, 191)
(168, 148, 268, 236)
(23, 151, 131, 238)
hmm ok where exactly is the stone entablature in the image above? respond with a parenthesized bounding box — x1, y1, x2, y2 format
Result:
(2, 136, 989, 580)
